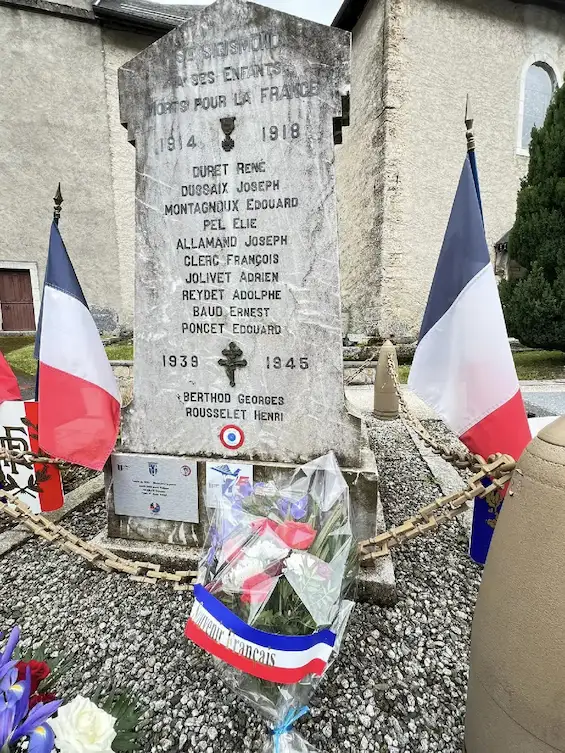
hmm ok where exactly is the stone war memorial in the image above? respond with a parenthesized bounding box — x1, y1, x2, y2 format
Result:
(100, 0, 393, 601)
(5, 0, 565, 750)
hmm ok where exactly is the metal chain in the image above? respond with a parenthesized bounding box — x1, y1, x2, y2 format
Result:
(358, 454, 516, 564)
(0, 448, 68, 467)
(0, 363, 519, 577)
(0, 489, 196, 590)
(344, 356, 377, 386)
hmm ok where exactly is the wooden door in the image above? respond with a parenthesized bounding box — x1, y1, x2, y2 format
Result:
(0, 270, 35, 331)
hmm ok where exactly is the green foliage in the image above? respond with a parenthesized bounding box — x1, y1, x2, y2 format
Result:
(90, 685, 145, 752)
(3, 342, 36, 377)
(502, 80, 565, 349)
(0, 337, 133, 377)
(512, 349, 565, 379)
(500, 263, 565, 348)
(104, 340, 133, 361)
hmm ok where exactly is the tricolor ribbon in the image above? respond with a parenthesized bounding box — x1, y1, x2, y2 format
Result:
(185, 585, 336, 684)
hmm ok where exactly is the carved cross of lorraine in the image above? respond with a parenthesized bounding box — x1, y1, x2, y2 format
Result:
(218, 342, 247, 388)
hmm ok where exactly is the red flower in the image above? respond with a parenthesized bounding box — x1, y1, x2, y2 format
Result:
(250, 518, 278, 535)
(276, 521, 317, 550)
(29, 692, 58, 709)
(16, 660, 50, 695)
(241, 573, 276, 604)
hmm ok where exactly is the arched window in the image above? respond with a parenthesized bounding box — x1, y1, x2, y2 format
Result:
(520, 61, 558, 150)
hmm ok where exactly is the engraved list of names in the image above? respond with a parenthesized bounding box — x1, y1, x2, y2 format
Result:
(119, 0, 361, 466)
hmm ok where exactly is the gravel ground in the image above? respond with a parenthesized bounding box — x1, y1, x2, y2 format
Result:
(0, 514, 15, 534)
(0, 418, 481, 753)
(61, 465, 99, 493)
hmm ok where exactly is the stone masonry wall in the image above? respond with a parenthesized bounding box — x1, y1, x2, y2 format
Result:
(0, 2, 158, 332)
(0, 4, 121, 330)
(384, 0, 565, 341)
(335, 0, 386, 337)
(337, 0, 565, 341)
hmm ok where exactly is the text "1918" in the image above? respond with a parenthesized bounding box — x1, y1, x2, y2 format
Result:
(262, 124, 300, 141)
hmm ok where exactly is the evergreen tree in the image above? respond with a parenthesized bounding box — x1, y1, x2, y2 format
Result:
(500, 80, 565, 349)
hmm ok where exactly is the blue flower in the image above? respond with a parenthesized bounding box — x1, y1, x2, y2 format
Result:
(277, 495, 308, 520)
(206, 526, 220, 565)
(0, 627, 20, 669)
(0, 663, 17, 694)
(0, 680, 60, 750)
(237, 478, 253, 498)
(0, 629, 61, 753)
(29, 722, 55, 753)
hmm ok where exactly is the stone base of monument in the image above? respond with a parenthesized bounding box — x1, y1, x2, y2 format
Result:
(90, 529, 395, 604)
(97, 452, 396, 605)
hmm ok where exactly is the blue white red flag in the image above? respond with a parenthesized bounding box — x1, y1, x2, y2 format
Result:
(185, 585, 336, 684)
(35, 222, 120, 470)
(408, 154, 531, 464)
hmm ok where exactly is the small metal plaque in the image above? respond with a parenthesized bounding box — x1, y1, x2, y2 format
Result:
(112, 453, 198, 523)
(206, 461, 253, 509)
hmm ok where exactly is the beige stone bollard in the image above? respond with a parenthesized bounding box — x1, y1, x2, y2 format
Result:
(465, 416, 565, 753)
(373, 340, 399, 420)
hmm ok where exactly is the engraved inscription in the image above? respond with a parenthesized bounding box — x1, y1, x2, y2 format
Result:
(120, 1, 358, 462)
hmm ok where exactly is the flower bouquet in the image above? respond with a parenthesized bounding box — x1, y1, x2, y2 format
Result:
(185, 452, 357, 752)
(0, 627, 62, 753)
(0, 627, 144, 753)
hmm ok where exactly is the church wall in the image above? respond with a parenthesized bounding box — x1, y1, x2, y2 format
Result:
(379, 0, 565, 341)
(335, 0, 386, 337)
(0, 3, 157, 332)
(0, 5, 120, 330)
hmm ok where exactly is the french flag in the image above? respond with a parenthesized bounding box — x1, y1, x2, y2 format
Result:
(35, 222, 121, 471)
(408, 154, 531, 562)
(409, 154, 530, 462)
(0, 351, 21, 403)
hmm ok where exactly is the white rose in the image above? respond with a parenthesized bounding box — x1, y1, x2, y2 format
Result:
(51, 695, 117, 753)
(222, 537, 289, 590)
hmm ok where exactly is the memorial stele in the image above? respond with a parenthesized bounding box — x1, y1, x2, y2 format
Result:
(107, 0, 383, 564)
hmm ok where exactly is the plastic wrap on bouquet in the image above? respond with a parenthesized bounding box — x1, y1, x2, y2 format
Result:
(185, 452, 356, 752)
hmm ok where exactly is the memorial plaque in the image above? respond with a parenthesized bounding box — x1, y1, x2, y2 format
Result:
(119, 0, 361, 466)
(206, 461, 253, 508)
(112, 452, 198, 522)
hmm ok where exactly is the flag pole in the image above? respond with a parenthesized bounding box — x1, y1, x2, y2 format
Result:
(465, 94, 475, 153)
(465, 100, 497, 566)
(35, 184, 63, 400)
(465, 94, 483, 220)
